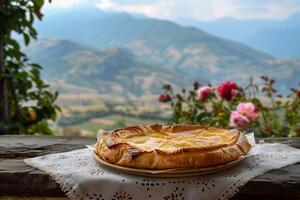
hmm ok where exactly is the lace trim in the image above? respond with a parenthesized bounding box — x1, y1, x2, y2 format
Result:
(24, 159, 78, 200)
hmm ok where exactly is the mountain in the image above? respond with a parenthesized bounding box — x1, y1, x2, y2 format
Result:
(36, 5, 109, 40)
(244, 26, 300, 58)
(25, 39, 191, 97)
(25, 39, 94, 80)
(34, 11, 299, 89)
(176, 13, 300, 58)
(35, 13, 270, 76)
(176, 17, 274, 41)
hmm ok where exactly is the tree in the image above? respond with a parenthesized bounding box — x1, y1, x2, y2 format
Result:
(0, 0, 60, 135)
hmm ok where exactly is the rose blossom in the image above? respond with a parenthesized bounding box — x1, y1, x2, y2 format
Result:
(158, 93, 171, 102)
(197, 86, 212, 101)
(217, 81, 238, 101)
(263, 126, 271, 134)
(229, 102, 260, 129)
(236, 102, 260, 121)
(229, 111, 250, 129)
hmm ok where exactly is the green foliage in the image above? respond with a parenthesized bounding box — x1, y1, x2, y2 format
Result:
(0, 0, 60, 135)
(160, 77, 300, 137)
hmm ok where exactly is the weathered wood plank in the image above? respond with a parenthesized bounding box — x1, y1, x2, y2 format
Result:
(256, 137, 300, 148)
(0, 159, 64, 197)
(0, 135, 299, 199)
(0, 135, 96, 158)
(0, 136, 96, 198)
(0, 197, 67, 200)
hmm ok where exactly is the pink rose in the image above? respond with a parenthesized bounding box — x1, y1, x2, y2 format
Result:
(236, 102, 260, 121)
(197, 86, 212, 101)
(216, 81, 238, 101)
(158, 93, 171, 102)
(230, 111, 250, 129)
(229, 102, 260, 129)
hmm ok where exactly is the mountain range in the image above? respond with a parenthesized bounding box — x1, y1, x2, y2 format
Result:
(25, 39, 191, 97)
(176, 13, 300, 58)
(24, 8, 300, 97)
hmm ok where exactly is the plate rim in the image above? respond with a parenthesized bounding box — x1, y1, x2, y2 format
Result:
(93, 151, 245, 177)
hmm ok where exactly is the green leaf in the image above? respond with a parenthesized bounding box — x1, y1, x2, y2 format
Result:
(162, 84, 172, 91)
(23, 33, 30, 46)
(176, 94, 183, 101)
(30, 63, 42, 69)
(35, 0, 45, 7)
(251, 98, 262, 107)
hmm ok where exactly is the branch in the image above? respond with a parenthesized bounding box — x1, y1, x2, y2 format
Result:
(0, 33, 9, 122)
(6, 68, 23, 122)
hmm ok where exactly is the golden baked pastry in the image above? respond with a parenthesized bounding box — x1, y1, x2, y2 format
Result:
(94, 124, 251, 169)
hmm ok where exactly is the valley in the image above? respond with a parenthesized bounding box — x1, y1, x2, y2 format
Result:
(23, 10, 300, 135)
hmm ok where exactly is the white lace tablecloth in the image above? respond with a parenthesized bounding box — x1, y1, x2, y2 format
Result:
(24, 143, 300, 200)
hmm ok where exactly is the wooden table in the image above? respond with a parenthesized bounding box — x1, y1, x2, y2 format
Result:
(0, 136, 299, 200)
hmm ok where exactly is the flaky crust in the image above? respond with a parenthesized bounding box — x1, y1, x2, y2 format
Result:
(95, 124, 251, 169)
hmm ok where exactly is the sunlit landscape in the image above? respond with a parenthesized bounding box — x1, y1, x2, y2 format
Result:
(0, 1, 299, 199)
(21, 1, 299, 136)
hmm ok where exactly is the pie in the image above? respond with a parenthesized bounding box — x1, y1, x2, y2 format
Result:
(94, 124, 251, 169)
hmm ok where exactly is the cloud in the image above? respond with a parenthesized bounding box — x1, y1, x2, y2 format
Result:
(96, 0, 300, 21)
(45, 0, 300, 21)
(46, 0, 83, 8)
(96, 0, 174, 18)
(45, 0, 99, 8)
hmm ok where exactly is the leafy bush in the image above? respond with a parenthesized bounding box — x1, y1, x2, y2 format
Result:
(0, 0, 60, 135)
(159, 77, 300, 137)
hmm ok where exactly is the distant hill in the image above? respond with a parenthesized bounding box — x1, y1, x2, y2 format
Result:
(25, 39, 94, 80)
(26, 40, 299, 95)
(34, 11, 299, 90)
(35, 12, 272, 80)
(25, 39, 192, 97)
(176, 13, 300, 58)
(244, 26, 300, 58)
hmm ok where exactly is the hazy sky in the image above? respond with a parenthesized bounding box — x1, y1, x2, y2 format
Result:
(45, 0, 300, 21)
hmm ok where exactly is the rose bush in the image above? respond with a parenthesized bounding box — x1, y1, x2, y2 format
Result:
(159, 76, 300, 137)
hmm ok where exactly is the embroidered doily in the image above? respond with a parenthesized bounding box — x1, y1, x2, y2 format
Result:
(24, 143, 300, 200)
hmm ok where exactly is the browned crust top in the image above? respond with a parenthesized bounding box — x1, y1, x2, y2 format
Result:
(95, 124, 251, 169)
(99, 124, 244, 155)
